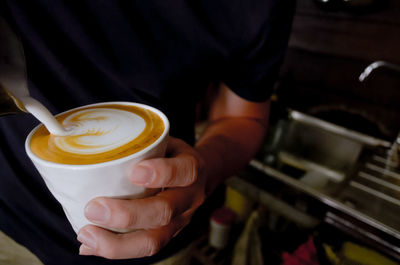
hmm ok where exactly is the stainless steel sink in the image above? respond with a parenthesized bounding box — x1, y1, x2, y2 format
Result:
(250, 109, 400, 257)
(279, 111, 369, 183)
(260, 110, 390, 184)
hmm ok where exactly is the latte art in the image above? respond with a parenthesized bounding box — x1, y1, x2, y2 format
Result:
(30, 104, 165, 165)
(56, 108, 146, 155)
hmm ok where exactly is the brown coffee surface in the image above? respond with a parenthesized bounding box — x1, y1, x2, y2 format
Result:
(30, 104, 164, 165)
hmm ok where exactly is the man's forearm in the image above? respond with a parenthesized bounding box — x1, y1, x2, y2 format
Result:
(195, 117, 267, 195)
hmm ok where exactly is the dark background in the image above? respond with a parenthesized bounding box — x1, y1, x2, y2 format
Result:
(277, 0, 400, 141)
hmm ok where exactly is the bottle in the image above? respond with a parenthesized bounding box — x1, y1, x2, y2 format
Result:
(209, 207, 236, 249)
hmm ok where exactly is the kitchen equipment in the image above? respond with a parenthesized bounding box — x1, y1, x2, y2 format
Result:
(0, 16, 29, 116)
(359, 60, 400, 167)
(0, 16, 67, 135)
(314, 0, 380, 12)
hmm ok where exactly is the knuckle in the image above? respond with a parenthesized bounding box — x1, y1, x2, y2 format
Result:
(155, 199, 173, 226)
(154, 159, 174, 186)
(99, 239, 119, 259)
(184, 155, 198, 186)
(180, 155, 199, 186)
(144, 235, 162, 256)
(114, 203, 137, 229)
(100, 233, 130, 259)
(165, 163, 177, 187)
(102, 249, 118, 260)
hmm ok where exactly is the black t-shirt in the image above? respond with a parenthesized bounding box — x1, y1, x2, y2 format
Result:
(0, 1, 294, 264)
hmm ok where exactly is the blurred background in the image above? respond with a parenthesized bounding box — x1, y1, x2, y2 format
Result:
(2, 0, 400, 264)
(190, 0, 400, 264)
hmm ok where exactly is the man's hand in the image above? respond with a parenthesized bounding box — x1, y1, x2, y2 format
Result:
(77, 137, 206, 259)
(76, 83, 270, 259)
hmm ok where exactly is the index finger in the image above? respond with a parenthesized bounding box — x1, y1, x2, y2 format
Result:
(130, 138, 202, 188)
(85, 185, 204, 231)
(130, 154, 199, 188)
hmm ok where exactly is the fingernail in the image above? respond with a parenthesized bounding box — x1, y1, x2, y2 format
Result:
(79, 244, 95, 256)
(85, 201, 110, 223)
(77, 230, 97, 250)
(131, 166, 153, 185)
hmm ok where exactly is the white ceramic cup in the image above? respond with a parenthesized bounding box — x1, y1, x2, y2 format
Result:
(25, 102, 169, 233)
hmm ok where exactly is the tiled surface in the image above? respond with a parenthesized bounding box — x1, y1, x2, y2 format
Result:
(0, 230, 43, 265)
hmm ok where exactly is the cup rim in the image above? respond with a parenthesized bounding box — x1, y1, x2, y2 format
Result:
(25, 101, 170, 169)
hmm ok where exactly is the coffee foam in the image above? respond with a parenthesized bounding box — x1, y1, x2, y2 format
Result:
(55, 108, 146, 155)
(30, 104, 165, 165)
